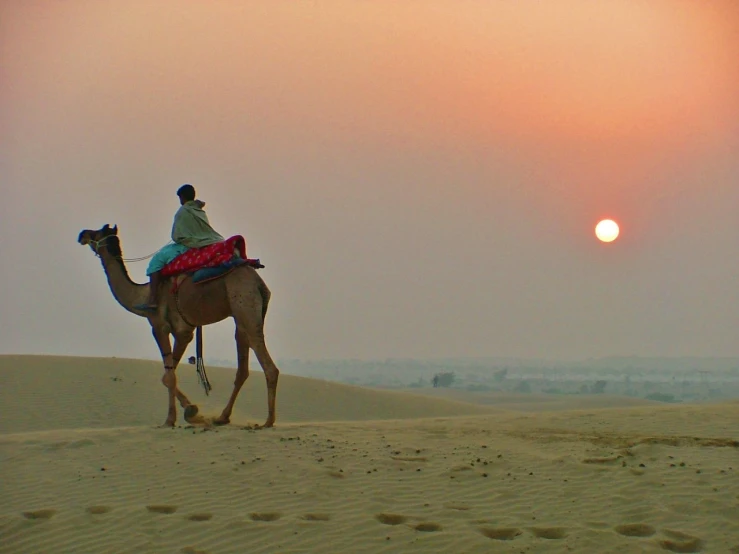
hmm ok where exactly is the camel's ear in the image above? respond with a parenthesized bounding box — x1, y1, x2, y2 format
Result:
(102, 224, 110, 231)
(112, 224, 118, 235)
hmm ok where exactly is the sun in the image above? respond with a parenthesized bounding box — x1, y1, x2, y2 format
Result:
(595, 219, 620, 243)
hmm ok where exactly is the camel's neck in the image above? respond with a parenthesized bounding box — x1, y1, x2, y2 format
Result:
(98, 248, 149, 317)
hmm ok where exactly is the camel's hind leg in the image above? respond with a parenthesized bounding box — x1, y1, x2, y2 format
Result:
(214, 324, 250, 425)
(228, 272, 279, 428)
(249, 331, 279, 428)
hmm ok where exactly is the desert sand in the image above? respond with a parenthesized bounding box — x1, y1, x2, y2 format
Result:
(1, 355, 738, 553)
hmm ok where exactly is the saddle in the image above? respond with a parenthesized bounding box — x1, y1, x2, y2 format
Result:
(160, 235, 264, 287)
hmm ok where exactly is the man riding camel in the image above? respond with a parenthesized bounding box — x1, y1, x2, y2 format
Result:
(136, 184, 224, 310)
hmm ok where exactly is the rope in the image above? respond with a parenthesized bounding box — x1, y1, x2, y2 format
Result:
(195, 326, 212, 395)
(91, 236, 174, 263)
(119, 241, 174, 263)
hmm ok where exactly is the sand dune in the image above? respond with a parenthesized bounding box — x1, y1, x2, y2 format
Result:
(2, 356, 739, 553)
(0, 355, 495, 434)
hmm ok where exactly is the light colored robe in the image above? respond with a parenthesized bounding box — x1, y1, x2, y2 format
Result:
(171, 200, 224, 248)
(146, 200, 224, 275)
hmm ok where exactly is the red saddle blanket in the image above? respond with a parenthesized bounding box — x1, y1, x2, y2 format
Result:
(160, 235, 248, 277)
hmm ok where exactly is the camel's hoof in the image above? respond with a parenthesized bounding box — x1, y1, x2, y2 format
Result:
(184, 405, 199, 422)
(161, 420, 175, 428)
(213, 418, 230, 426)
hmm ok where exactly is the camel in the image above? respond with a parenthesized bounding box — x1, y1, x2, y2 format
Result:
(77, 224, 280, 428)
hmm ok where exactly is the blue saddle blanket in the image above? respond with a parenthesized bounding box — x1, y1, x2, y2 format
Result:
(191, 258, 248, 283)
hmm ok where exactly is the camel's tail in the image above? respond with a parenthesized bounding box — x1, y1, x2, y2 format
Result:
(258, 280, 271, 323)
(248, 267, 271, 323)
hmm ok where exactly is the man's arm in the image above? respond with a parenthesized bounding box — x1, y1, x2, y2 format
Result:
(171, 207, 190, 245)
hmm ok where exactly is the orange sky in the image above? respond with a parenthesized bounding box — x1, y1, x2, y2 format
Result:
(33, 1, 735, 211)
(1, 1, 738, 360)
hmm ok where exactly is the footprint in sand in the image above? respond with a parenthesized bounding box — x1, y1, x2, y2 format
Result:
(582, 456, 622, 465)
(22, 509, 56, 520)
(86, 506, 112, 515)
(301, 513, 331, 521)
(186, 513, 213, 522)
(147, 505, 178, 514)
(614, 523, 657, 538)
(478, 527, 523, 541)
(658, 530, 705, 553)
(249, 512, 281, 522)
(530, 527, 568, 539)
(413, 522, 442, 532)
(375, 513, 407, 526)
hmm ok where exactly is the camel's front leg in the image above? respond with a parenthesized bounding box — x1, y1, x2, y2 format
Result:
(151, 327, 193, 424)
(161, 366, 178, 427)
(214, 325, 250, 425)
(163, 329, 197, 426)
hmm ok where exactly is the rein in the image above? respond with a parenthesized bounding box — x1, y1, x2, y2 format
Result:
(91, 235, 173, 263)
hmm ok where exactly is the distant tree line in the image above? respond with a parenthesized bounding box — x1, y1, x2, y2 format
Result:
(432, 372, 456, 388)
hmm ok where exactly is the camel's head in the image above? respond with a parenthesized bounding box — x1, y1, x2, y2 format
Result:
(78, 224, 119, 256)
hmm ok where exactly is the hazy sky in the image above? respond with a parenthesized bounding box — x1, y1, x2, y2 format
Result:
(2, 1, 738, 362)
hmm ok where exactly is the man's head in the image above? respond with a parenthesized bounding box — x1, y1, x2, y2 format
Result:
(177, 184, 196, 204)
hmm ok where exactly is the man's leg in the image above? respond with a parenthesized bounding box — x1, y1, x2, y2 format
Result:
(135, 243, 188, 311)
(136, 249, 167, 311)
(144, 271, 162, 308)
(135, 271, 162, 311)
